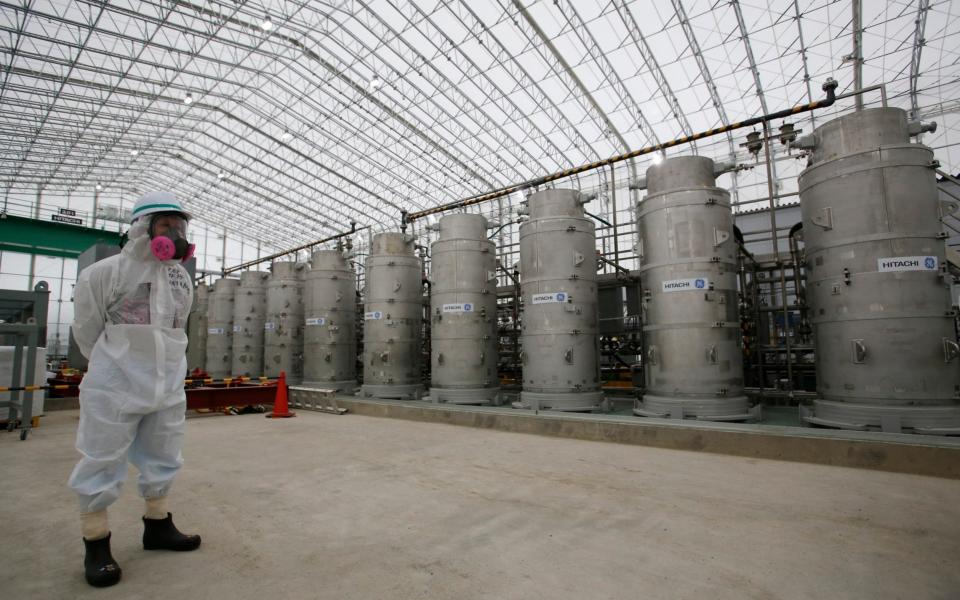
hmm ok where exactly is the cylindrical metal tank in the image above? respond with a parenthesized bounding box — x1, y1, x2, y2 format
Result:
(302, 249, 357, 392)
(633, 156, 751, 421)
(429, 214, 499, 405)
(264, 261, 306, 384)
(205, 277, 239, 379)
(231, 271, 269, 378)
(185, 282, 209, 372)
(517, 189, 603, 411)
(797, 107, 960, 433)
(359, 232, 424, 400)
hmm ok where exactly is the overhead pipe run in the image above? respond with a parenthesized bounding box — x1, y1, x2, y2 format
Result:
(403, 79, 838, 226)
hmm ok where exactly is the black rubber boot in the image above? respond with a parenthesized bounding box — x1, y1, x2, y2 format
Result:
(142, 513, 201, 551)
(83, 533, 122, 587)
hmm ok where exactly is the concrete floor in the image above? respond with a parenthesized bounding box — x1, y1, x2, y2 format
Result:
(2, 410, 959, 600)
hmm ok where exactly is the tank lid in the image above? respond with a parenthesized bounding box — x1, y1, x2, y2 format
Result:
(213, 277, 239, 291)
(239, 270, 268, 285)
(438, 213, 488, 241)
(525, 188, 585, 220)
(806, 107, 911, 164)
(645, 156, 718, 195)
(371, 231, 416, 255)
(310, 249, 350, 270)
(270, 260, 306, 278)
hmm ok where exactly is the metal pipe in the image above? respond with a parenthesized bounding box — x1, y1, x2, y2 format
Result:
(498, 262, 522, 377)
(788, 223, 809, 342)
(584, 210, 614, 228)
(762, 120, 794, 390)
(597, 253, 631, 275)
(834, 83, 887, 108)
(610, 164, 620, 268)
(404, 79, 838, 223)
(223, 222, 363, 274)
(853, 0, 864, 111)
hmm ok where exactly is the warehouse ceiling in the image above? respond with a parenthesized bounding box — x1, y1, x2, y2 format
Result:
(2, 0, 958, 249)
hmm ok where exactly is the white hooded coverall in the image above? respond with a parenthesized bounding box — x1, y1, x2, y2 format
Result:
(68, 220, 193, 514)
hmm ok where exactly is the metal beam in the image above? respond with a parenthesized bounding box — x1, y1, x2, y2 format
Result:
(0, 214, 122, 258)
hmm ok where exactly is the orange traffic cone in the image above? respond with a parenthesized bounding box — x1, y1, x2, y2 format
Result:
(266, 371, 296, 418)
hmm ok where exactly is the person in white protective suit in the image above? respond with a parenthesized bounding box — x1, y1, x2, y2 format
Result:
(68, 191, 200, 588)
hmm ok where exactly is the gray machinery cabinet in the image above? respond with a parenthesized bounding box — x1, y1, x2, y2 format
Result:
(517, 189, 603, 412)
(797, 107, 960, 434)
(429, 214, 500, 405)
(360, 232, 424, 400)
(633, 156, 752, 421)
(185, 281, 209, 372)
(231, 271, 269, 378)
(0, 281, 49, 440)
(205, 277, 239, 379)
(264, 261, 306, 384)
(303, 249, 357, 393)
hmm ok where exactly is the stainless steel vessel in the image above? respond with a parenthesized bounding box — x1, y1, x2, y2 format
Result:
(264, 261, 306, 384)
(302, 249, 357, 392)
(428, 214, 499, 405)
(796, 107, 960, 433)
(517, 189, 603, 411)
(360, 232, 424, 400)
(231, 271, 269, 378)
(185, 282, 209, 372)
(205, 277, 239, 379)
(633, 156, 751, 421)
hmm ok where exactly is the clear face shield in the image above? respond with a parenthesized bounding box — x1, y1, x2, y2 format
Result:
(148, 212, 195, 262)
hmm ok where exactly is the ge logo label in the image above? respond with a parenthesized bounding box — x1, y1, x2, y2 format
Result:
(556, 292, 566, 302)
(694, 279, 706, 289)
(463, 303, 472, 311)
(374, 311, 382, 319)
(925, 257, 936, 269)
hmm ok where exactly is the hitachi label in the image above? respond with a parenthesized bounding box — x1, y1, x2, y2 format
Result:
(263, 322, 275, 331)
(207, 327, 224, 335)
(877, 256, 937, 272)
(442, 303, 474, 313)
(305, 317, 326, 326)
(365, 311, 383, 320)
(532, 292, 567, 304)
(233, 324, 242, 333)
(662, 278, 709, 292)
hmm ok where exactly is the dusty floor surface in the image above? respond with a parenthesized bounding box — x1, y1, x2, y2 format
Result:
(1, 409, 958, 600)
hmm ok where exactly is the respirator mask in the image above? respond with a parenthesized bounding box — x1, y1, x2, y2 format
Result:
(148, 212, 195, 262)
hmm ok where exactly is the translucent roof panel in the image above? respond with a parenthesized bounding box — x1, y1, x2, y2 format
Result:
(2, 0, 958, 251)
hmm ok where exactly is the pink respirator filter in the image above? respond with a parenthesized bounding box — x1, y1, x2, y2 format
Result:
(150, 237, 196, 262)
(150, 236, 177, 261)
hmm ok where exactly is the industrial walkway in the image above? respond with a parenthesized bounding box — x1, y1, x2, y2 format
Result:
(1, 409, 957, 599)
